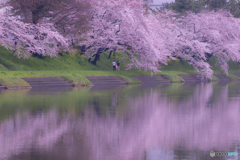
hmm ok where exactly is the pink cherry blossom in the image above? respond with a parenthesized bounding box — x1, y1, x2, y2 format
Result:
(0, 13, 69, 58)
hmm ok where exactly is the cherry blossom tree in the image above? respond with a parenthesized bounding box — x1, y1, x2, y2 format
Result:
(3, 0, 92, 27)
(79, 0, 211, 77)
(2, 0, 92, 53)
(0, 13, 69, 58)
(174, 10, 240, 76)
(1, 0, 240, 78)
(82, 1, 240, 78)
(79, 0, 178, 71)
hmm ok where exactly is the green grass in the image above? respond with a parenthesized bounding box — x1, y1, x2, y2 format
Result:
(61, 74, 92, 86)
(211, 75, 220, 81)
(0, 70, 145, 87)
(0, 76, 30, 88)
(1, 45, 240, 73)
(1, 46, 240, 87)
(0, 64, 8, 71)
(0, 45, 101, 71)
(0, 46, 133, 71)
(161, 59, 195, 71)
(118, 75, 142, 84)
(228, 74, 240, 81)
(162, 73, 184, 82)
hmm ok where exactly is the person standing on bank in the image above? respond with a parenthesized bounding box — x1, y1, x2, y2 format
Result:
(112, 60, 116, 71)
(117, 61, 120, 71)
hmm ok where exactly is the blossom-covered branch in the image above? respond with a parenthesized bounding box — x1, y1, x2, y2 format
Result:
(175, 10, 240, 76)
(0, 13, 69, 58)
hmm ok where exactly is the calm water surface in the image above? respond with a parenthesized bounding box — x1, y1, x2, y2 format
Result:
(0, 82, 240, 160)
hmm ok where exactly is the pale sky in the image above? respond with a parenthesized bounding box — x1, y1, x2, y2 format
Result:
(153, 0, 175, 4)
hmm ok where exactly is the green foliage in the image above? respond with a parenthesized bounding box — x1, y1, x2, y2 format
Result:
(163, 0, 240, 17)
(228, 0, 240, 18)
(163, 0, 206, 13)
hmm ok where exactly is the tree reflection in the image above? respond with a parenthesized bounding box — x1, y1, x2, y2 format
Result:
(0, 110, 70, 160)
(81, 83, 240, 160)
(0, 82, 240, 160)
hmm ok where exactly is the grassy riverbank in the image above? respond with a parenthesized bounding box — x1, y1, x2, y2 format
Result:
(0, 70, 185, 87)
(0, 46, 240, 88)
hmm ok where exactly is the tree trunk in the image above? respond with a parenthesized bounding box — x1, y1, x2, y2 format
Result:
(89, 48, 109, 65)
(92, 54, 100, 65)
(32, 5, 44, 24)
(80, 45, 86, 55)
(32, 11, 39, 24)
(113, 51, 115, 58)
(108, 49, 116, 59)
(71, 39, 75, 49)
(205, 53, 213, 61)
(108, 50, 113, 59)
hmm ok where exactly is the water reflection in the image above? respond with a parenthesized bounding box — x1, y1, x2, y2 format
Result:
(0, 82, 240, 160)
(0, 110, 70, 160)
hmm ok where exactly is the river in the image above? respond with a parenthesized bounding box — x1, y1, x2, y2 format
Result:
(0, 81, 239, 160)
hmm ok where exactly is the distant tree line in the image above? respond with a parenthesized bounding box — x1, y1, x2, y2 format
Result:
(163, 0, 240, 17)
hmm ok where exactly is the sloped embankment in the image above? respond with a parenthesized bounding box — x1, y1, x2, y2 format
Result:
(85, 76, 128, 85)
(132, 75, 171, 84)
(22, 77, 73, 87)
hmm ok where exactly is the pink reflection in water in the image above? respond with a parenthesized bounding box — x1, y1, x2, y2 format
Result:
(0, 83, 240, 160)
(81, 83, 240, 160)
(0, 110, 70, 160)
